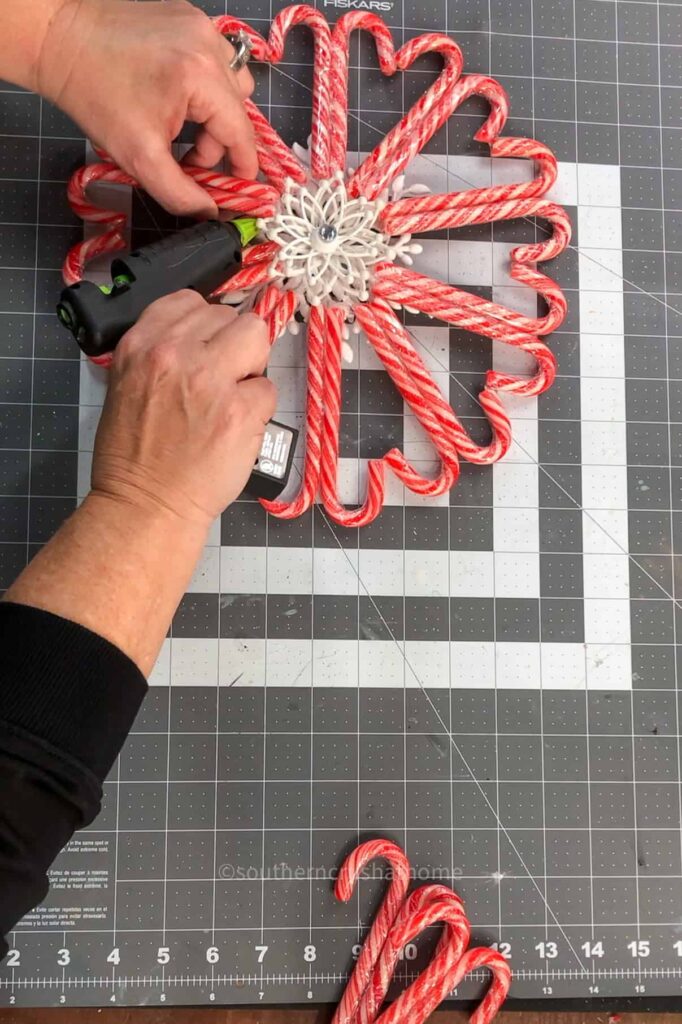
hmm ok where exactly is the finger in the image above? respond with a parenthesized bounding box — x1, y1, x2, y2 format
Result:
(219, 35, 255, 99)
(235, 66, 255, 100)
(207, 312, 271, 380)
(182, 127, 226, 171)
(175, 300, 239, 344)
(226, 378, 278, 497)
(199, 83, 259, 180)
(222, 95, 259, 179)
(238, 375, 278, 425)
(113, 290, 204, 369)
(119, 289, 208, 356)
(115, 295, 238, 369)
(137, 300, 239, 360)
(128, 141, 218, 218)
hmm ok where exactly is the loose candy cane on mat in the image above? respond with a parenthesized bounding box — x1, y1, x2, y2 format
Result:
(332, 839, 511, 1024)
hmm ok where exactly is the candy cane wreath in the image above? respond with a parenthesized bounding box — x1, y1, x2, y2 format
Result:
(64, 5, 570, 527)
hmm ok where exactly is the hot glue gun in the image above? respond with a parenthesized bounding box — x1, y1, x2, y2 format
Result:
(57, 219, 297, 501)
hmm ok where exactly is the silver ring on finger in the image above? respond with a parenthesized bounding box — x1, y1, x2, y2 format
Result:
(227, 30, 253, 73)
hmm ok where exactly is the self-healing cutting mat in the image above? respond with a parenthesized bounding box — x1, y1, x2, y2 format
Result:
(1, 0, 682, 1010)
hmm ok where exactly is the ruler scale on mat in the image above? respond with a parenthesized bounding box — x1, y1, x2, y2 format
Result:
(1, 0, 682, 1009)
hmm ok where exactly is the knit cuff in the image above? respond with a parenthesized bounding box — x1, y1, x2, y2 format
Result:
(0, 602, 148, 781)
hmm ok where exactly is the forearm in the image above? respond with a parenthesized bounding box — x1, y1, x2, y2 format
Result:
(0, 586, 150, 955)
(0, 474, 209, 951)
(5, 493, 209, 677)
(1, 0, 69, 92)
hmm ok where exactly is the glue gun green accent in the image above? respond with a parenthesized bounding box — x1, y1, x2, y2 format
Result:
(57, 218, 259, 358)
(232, 216, 259, 247)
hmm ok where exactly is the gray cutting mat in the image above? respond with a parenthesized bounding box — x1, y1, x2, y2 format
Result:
(1, 0, 682, 1009)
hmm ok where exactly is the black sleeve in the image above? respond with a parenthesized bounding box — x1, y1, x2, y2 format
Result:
(0, 602, 148, 960)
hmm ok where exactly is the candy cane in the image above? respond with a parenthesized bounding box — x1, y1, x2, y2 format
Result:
(317, 305, 456, 527)
(332, 840, 511, 1024)
(373, 265, 557, 397)
(262, 301, 326, 519)
(332, 839, 412, 1024)
(358, 300, 512, 465)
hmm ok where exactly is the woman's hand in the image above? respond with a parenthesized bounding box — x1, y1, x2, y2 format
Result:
(93, 292, 276, 528)
(36, 0, 258, 217)
(6, 294, 276, 673)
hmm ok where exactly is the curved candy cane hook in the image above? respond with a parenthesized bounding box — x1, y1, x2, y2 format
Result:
(318, 305, 457, 527)
(332, 840, 511, 1024)
(219, 5, 333, 180)
(332, 839, 411, 1024)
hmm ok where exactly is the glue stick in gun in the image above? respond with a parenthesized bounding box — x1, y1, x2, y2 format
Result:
(57, 219, 297, 501)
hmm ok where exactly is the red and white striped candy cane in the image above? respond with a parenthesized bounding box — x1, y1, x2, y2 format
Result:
(355, 303, 465, 469)
(332, 840, 511, 1024)
(373, 265, 558, 397)
(328, 13, 399, 175)
(244, 99, 308, 190)
(358, 887, 470, 1023)
(316, 305, 456, 527)
(379, 195, 571, 336)
(380, 137, 559, 234)
(372, 895, 472, 1024)
(348, 34, 465, 201)
(186, 169, 280, 216)
(262, 302, 327, 519)
(379, 941, 511, 1024)
(332, 839, 411, 1024)
(252, 284, 298, 344)
(63, 163, 133, 283)
(222, 6, 333, 180)
(358, 300, 512, 465)
(210, 242, 279, 298)
(64, 161, 280, 286)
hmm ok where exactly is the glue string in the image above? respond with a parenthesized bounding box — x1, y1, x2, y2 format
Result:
(332, 839, 511, 1024)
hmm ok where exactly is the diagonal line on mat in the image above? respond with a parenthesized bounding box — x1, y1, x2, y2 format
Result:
(404, 321, 682, 611)
(307, 478, 590, 973)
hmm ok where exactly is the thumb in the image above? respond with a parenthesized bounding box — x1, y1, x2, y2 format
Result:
(127, 143, 218, 219)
